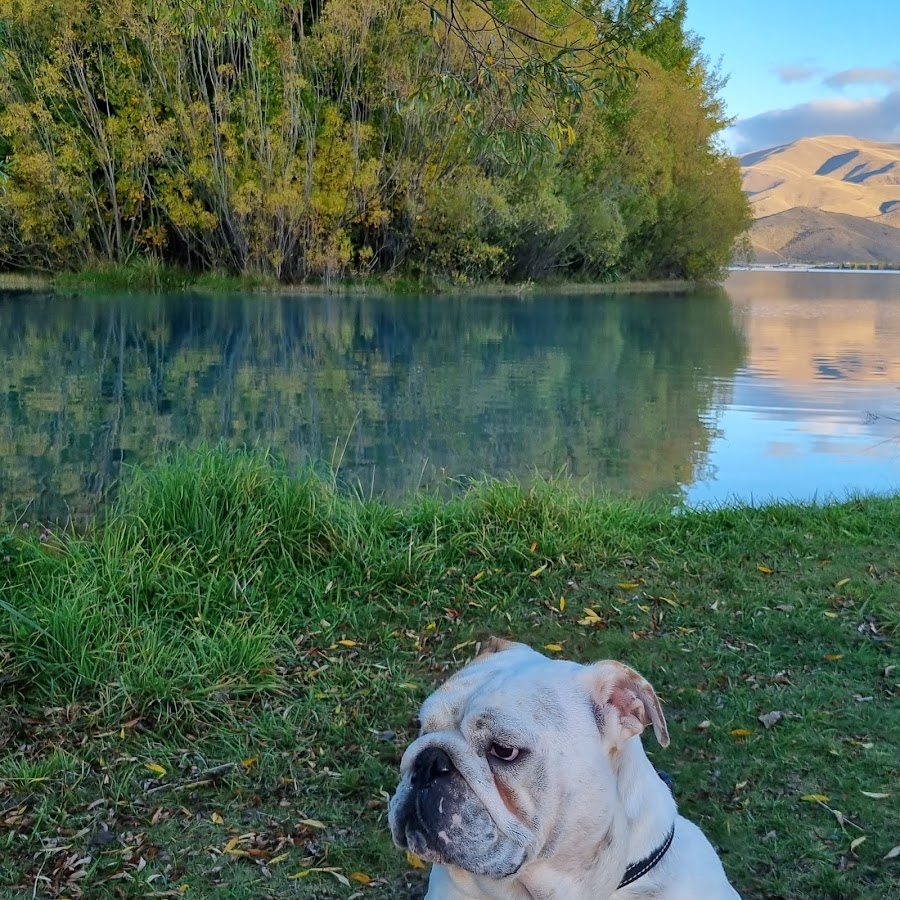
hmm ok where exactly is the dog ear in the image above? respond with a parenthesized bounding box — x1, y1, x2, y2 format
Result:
(584, 660, 669, 748)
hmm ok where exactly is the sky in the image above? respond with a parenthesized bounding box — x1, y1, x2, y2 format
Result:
(684, 0, 900, 156)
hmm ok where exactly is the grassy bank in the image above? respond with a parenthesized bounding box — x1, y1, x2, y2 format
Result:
(0, 264, 702, 297)
(0, 448, 897, 898)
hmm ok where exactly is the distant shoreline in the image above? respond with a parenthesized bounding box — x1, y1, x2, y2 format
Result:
(729, 265, 900, 275)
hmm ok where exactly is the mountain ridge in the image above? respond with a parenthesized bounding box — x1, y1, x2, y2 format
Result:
(739, 135, 900, 265)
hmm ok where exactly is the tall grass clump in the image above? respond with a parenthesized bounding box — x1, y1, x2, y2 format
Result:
(2, 445, 899, 732)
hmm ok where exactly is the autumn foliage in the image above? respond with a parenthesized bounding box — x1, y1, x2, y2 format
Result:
(0, 0, 749, 283)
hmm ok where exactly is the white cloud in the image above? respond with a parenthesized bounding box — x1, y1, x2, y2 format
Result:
(731, 90, 900, 153)
(824, 67, 900, 90)
(773, 63, 824, 84)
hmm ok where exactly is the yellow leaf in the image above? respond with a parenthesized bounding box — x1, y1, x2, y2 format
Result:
(119, 728, 125, 739)
(835, 577, 851, 587)
(659, 596, 679, 607)
(350, 872, 372, 884)
(729, 728, 752, 737)
(529, 541, 538, 553)
(241, 757, 257, 768)
(757, 565, 774, 574)
(850, 836, 866, 851)
(617, 582, 640, 590)
(224, 838, 241, 853)
(860, 790, 891, 799)
(824, 612, 839, 619)
(298, 818, 326, 829)
(823, 654, 844, 661)
(577, 608, 602, 626)
(530, 564, 547, 578)
(210, 812, 224, 825)
(800, 794, 829, 803)
(406, 851, 426, 869)
(473, 571, 484, 581)
(269, 853, 289, 865)
(544, 644, 563, 653)
(425, 622, 436, 631)
(559, 596, 565, 612)
(337, 639, 357, 647)
(144, 763, 167, 777)
(288, 870, 311, 880)
(178, 886, 189, 895)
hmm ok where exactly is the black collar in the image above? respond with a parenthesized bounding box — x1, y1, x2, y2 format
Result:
(617, 824, 676, 890)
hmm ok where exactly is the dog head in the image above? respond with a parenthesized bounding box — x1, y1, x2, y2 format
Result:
(388, 639, 668, 879)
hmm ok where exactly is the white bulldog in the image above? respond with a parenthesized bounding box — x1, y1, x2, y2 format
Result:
(389, 639, 741, 900)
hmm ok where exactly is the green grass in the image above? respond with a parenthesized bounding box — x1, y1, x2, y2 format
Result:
(51, 260, 281, 293)
(1, 260, 700, 297)
(0, 447, 897, 898)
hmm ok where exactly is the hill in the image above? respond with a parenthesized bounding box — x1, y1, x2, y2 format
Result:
(740, 135, 900, 265)
(750, 207, 900, 265)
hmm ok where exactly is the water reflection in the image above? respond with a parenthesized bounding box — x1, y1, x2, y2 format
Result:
(0, 288, 742, 522)
(687, 271, 900, 506)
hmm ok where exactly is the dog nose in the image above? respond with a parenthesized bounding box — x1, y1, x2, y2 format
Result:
(413, 747, 454, 784)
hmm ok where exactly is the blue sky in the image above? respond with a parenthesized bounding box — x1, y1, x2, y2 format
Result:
(684, 0, 900, 155)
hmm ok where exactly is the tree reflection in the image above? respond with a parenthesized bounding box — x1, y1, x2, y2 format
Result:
(0, 289, 745, 523)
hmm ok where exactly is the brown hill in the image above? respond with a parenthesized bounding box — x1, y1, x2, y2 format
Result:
(749, 207, 900, 265)
(740, 135, 900, 264)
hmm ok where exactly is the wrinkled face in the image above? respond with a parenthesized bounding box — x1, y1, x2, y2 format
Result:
(388, 642, 613, 879)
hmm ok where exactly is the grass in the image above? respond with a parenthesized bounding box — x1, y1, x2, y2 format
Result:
(0, 446, 897, 899)
(1, 261, 701, 297)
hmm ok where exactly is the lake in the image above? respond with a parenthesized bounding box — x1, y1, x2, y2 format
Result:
(2, 271, 899, 523)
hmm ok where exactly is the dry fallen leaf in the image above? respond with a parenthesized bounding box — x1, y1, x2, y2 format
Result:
(144, 763, 167, 777)
(835, 577, 851, 588)
(350, 872, 373, 884)
(883, 845, 900, 860)
(850, 836, 866, 852)
(577, 608, 602, 626)
(617, 582, 641, 590)
(757, 565, 774, 574)
(406, 850, 426, 869)
(694, 720, 711, 732)
(543, 644, 563, 653)
(559, 596, 565, 612)
(337, 639, 357, 647)
(823, 653, 844, 662)
(800, 794, 830, 803)
(297, 818, 326, 829)
(530, 564, 548, 578)
(758, 710, 785, 730)
(529, 541, 538, 553)
(860, 791, 891, 799)
(210, 812, 224, 825)
(729, 728, 753, 738)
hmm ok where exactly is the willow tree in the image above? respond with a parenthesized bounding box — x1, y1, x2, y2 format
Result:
(0, 1, 749, 282)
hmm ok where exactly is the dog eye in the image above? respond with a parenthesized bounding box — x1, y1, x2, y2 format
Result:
(489, 743, 520, 762)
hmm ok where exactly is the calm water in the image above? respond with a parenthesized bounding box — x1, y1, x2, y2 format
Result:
(2, 271, 899, 522)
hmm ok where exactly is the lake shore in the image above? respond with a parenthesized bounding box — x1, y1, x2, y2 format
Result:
(0, 267, 705, 297)
(0, 447, 896, 898)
